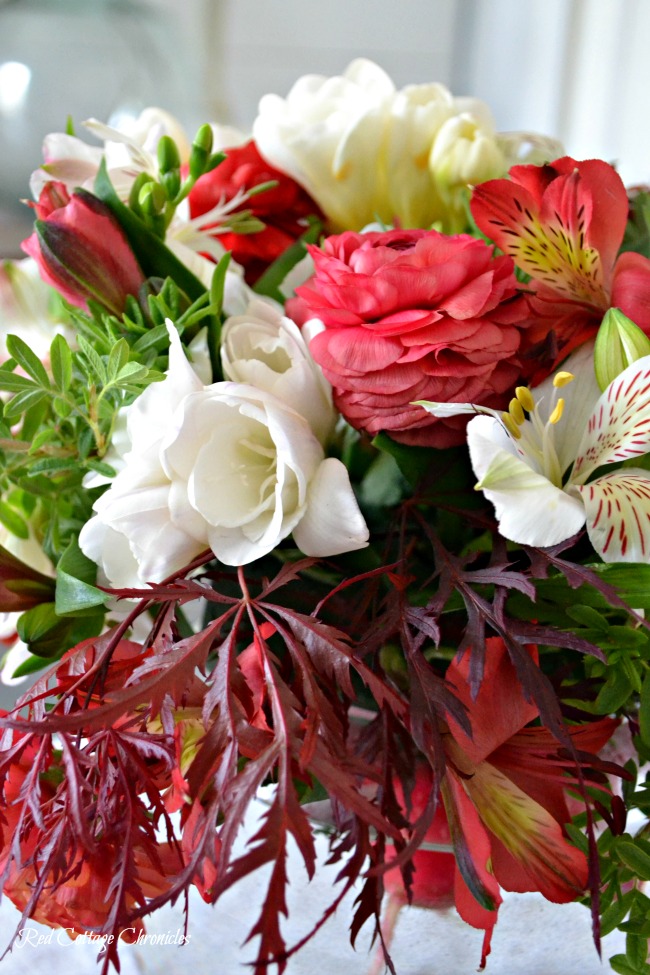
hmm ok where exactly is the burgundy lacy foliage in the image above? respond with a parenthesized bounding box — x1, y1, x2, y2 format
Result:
(0, 484, 627, 974)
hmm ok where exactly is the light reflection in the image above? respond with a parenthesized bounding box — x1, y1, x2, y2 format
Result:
(0, 61, 32, 116)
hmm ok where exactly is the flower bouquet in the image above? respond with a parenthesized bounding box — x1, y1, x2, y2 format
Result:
(1, 58, 650, 974)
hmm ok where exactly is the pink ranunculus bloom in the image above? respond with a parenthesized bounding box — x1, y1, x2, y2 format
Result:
(290, 228, 531, 448)
(470, 156, 650, 378)
(22, 184, 144, 316)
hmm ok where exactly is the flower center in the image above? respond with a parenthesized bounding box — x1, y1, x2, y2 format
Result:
(500, 371, 575, 487)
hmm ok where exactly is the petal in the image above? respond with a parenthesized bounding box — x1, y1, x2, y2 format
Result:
(531, 339, 601, 476)
(572, 354, 650, 481)
(467, 415, 586, 545)
(445, 777, 501, 968)
(578, 468, 650, 562)
(470, 158, 625, 305)
(611, 252, 650, 334)
(128, 321, 204, 456)
(462, 760, 588, 902)
(446, 637, 539, 764)
(292, 457, 369, 556)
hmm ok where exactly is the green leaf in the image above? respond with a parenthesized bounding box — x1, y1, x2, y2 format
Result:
(3, 388, 48, 419)
(9, 650, 50, 679)
(5, 334, 51, 388)
(0, 501, 29, 539)
(84, 459, 116, 478)
(132, 323, 169, 355)
(50, 334, 73, 392)
(106, 338, 130, 381)
(372, 431, 433, 489)
(116, 361, 149, 383)
(53, 397, 73, 418)
(360, 451, 408, 508)
(77, 335, 108, 385)
(616, 838, 650, 880)
(16, 601, 104, 658)
(595, 564, 650, 609)
(0, 371, 39, 393)
(609, 954, 650, 975)
(55, 538, 107, 616)
(640, 674, 650, 749)
(595, 668, 633, 714)
(94, 159, 207, 303)
(253, 219, 322, 302)
(566, 604, 610, 631)
(601, 892, 633, 937)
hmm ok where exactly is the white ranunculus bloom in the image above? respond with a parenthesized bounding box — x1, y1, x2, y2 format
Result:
(221, 298, 336, 446)
(80, 323, 368, 587)
(253, 58, 560, 234)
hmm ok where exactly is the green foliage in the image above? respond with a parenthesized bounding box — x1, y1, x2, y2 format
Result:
(621, 190, 650, 259)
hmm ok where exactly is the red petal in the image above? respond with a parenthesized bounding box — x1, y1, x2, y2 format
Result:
(446, 637, 539, 764)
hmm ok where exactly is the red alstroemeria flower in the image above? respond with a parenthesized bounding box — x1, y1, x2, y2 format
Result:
(470, 157, 650, 376)
(440, 637, 618, 966)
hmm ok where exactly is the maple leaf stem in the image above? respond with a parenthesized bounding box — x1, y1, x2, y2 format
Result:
(237, 564, 251, 602)
(367, 894, 403, 975)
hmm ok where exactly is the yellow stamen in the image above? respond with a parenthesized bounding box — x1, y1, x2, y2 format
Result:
(501, 412, 522, 439)
(515, 386, 535, 412)
(553, 371, 575, 388)
(548, 398, 565, 424)
(509, 398, 525, 425)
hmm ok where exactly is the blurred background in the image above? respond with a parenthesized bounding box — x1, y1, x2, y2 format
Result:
(1, 0, 649, 256)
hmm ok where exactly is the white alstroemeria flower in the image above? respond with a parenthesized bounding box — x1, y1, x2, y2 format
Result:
(80, 322, 368, 587)
(418, 343, 650, 562)
(30, 107, 190, 201)
(221, 298, 337, 446)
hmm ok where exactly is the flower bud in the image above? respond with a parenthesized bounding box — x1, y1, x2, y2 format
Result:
(138, 181, 167, 217)
(594, 307, 650, 391)
(157, 134, 181, 175)
(189, 124, 215, 180)
(22, 188, 145, 316)
(430, 115, 505, 201)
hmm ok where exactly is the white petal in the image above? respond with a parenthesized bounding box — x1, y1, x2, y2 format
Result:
(293, 458, 369, 557)
(573, 354, 650, 482)
(1, 639, 32, 686)
(533, 340, 601, 476)
(467, 415, 586, 546)
(578, 468, 650, 562)
(414, 399, 496, 419)
(126, 321, 203, 456)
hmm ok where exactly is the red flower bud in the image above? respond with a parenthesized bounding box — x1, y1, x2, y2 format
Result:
(22, 187, 144, 315)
